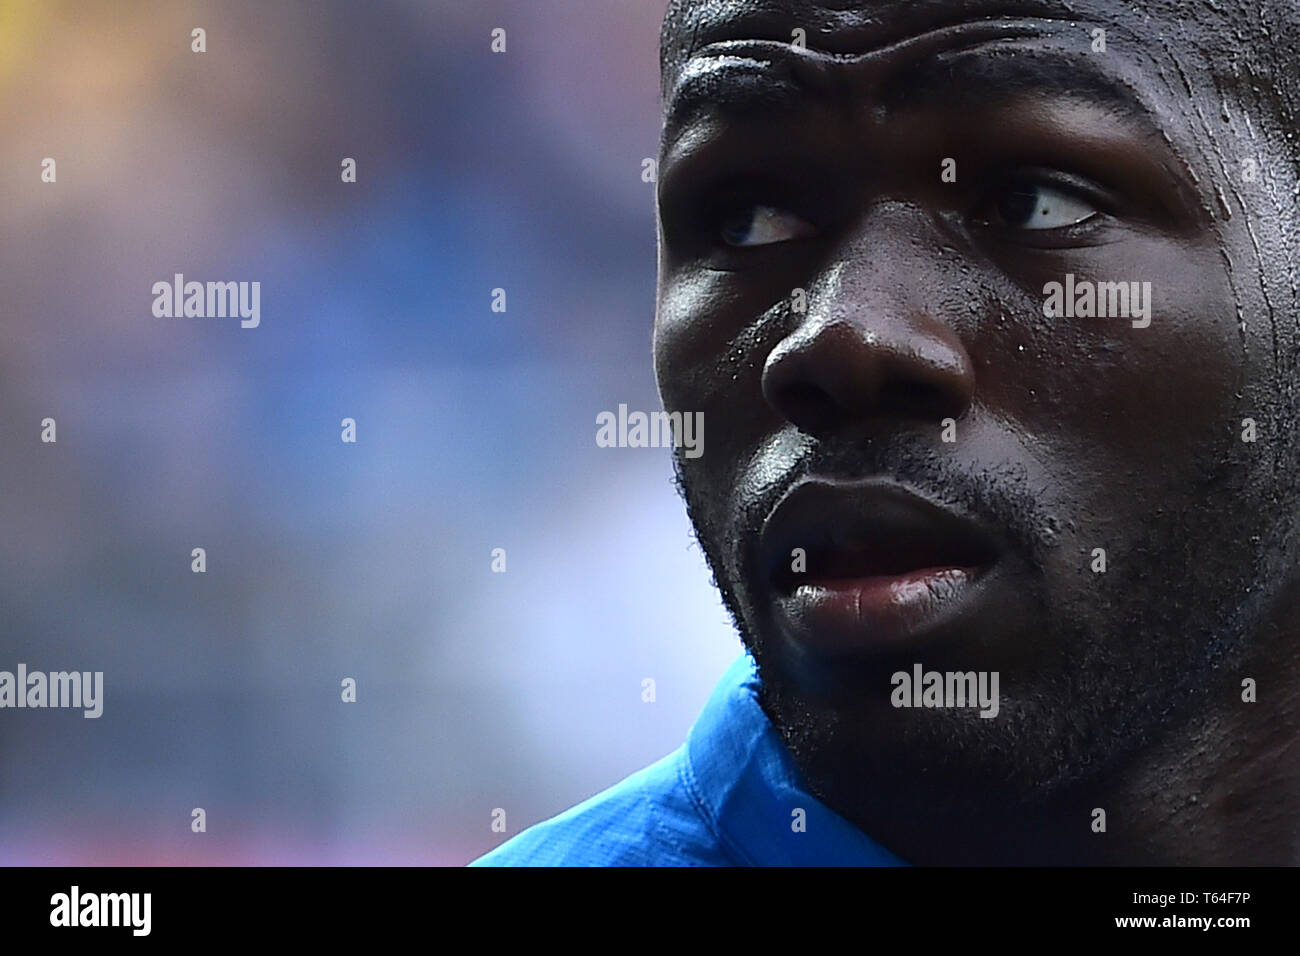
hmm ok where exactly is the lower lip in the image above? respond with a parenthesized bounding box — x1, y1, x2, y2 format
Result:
(772, 566, 987, 653)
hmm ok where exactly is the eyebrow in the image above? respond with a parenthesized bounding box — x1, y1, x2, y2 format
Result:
(900, 47, 1157, 123)
(660, 0, 1082, 88)
(662, 53, 811, 144)
(662, 42, 1165, 150)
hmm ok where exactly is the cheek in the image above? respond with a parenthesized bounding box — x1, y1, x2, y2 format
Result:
(653, 273, 728, 413)
(972, 238, 1243, 484)
(655, 273, 786, 467)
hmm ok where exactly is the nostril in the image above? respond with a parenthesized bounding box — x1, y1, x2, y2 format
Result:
(773, 381, 844, 433)
(773, 379, 957, 433)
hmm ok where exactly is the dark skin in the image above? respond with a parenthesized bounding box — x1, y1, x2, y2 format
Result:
(653, 0, 1300, 864)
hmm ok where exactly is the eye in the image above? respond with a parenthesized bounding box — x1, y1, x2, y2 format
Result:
(717, 204, 817, 247)
(979, 179, 1100, 231)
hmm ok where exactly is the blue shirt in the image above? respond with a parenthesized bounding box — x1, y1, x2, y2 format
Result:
(470, 652, 907, 866)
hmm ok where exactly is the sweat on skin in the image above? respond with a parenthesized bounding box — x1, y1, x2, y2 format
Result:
(653, 0, 1300, 864)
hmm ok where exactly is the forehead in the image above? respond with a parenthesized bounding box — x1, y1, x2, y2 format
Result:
(656, 0, 1287, 200)
(663, 4, 1168, 156)
(661, 0, 1233, 104)
(664, 0, 1194, 50)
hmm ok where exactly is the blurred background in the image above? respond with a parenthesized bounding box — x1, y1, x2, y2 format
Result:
(0, 0, 741, 864)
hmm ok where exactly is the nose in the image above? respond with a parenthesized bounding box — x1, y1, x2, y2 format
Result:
(760, 215, 976, 438)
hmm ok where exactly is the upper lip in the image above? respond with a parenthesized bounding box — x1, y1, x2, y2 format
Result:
(758, 478, 1005, 593)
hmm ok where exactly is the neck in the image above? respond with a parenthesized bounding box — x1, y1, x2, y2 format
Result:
(1092, 624, 1300, 865)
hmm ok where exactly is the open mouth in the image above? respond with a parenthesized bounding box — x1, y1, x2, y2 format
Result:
(772, 534, 997, 593)
(758, 478, 1006, 653)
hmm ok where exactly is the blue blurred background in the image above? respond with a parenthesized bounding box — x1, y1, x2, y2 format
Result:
(0, 0, 742, 864)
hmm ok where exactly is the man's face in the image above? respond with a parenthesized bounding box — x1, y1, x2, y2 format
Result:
(653, 0, 1300, 834)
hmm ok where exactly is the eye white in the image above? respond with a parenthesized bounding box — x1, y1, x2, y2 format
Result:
(722, 205, 816, 246)
(1004, 184, 1098, 230)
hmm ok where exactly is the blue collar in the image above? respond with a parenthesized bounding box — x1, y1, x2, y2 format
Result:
(683, 653, 907, 866)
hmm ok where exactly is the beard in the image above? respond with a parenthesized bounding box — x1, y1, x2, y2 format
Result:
(671, 422, 1281, 835)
